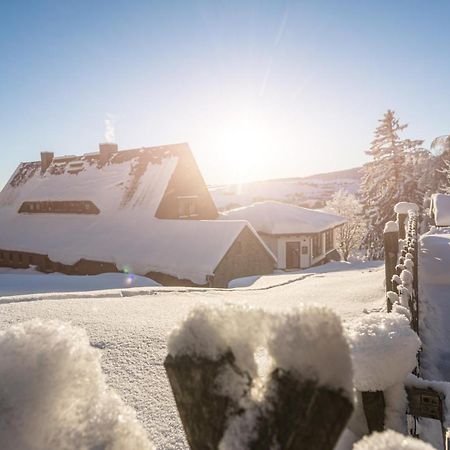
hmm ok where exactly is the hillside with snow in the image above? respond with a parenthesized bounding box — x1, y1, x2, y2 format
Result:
(209, 167, 362, 211)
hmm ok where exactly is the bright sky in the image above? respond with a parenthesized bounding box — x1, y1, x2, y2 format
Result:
(1, 1, 450, 187)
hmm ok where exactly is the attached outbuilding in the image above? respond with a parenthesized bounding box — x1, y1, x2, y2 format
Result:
(222, 201, 346, 270)
(0, 142, 276, 287)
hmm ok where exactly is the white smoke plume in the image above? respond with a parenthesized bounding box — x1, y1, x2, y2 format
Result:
(104, 114, 115, 143)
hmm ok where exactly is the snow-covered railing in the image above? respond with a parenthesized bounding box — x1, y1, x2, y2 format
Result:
(384, 204, 419, 333)
(383, 204, 450, 449)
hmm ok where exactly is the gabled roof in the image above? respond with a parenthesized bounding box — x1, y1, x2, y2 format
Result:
(221, 201, 347, 235)
(0, 143, 186, 216)
(0, 143, 272, 284)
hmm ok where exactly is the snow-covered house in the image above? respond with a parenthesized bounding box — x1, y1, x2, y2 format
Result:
(0, 143, 276, 287)
(222, 201, 346, 270)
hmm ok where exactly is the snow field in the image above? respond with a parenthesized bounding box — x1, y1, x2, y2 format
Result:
(0, 261, 386, 449)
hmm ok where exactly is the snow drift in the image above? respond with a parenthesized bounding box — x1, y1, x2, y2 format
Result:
(0, 319, 153, 450)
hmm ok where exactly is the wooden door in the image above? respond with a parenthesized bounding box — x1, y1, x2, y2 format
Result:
(286, 242, 300, 269)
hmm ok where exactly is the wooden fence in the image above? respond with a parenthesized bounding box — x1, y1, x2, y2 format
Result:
(384, 204, 450, 449)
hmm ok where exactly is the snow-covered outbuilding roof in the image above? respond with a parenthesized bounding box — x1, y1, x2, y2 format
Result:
(431, 193, 450, 227)
(0, 143, 274, 284)
(221, 201, 346, 235)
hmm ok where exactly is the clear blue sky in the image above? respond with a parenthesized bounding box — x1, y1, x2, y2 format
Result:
(1, 1, 450, 186)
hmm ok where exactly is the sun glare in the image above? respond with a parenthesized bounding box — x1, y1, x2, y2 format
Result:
(215, 112, 275, 184)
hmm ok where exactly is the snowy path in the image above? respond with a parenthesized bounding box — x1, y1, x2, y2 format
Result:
(419, 229, 450, 381)
(0, 262, 384, 449)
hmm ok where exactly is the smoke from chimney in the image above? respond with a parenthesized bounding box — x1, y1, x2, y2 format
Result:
(104, 116, 115, 144)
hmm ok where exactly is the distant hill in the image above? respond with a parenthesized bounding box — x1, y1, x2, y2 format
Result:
(209, 167, 362, 211)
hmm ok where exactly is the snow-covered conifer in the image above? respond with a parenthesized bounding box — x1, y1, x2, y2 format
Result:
(361, 110, 423, 257)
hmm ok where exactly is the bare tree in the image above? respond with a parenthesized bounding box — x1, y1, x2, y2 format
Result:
(325, 190, 364, 261)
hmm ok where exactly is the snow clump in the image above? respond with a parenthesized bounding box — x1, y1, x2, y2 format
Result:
(384, 221, 399, 233)
(167, 304, 268, 378)
(353, 430, 436, 450)
(394, 202, 419, 214)
(0, 319, 153, 450)
(267, 305, 353, 398)
(348, 313, 421, 391)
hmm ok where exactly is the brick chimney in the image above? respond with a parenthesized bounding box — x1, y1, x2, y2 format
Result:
(99, 143, 118, 162)
(40, 151, 54, 174)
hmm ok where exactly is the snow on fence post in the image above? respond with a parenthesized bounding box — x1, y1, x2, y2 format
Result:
(348, 313, 421, 437)
(384, 221, 399, 300)
(241, 307, 354, 450)
(166, 306, 354, 450)
(395, 202, 418, 240)
(164, 306, 258, 450)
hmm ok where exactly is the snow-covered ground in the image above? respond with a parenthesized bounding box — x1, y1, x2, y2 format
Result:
(0, 267, 160, 297)
(0, 261, 384, 449)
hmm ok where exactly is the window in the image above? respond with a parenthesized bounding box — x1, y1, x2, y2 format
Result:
(312, 234, 321, 257)
(18, 200, 100, 215)
(325, 229, 334, 252)
(177, 196, 199, 218)
(301, 246, 308, 255)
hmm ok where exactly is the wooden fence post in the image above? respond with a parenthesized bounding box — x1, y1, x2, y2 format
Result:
(248, 370, 353, 450)
(384, 221, 399, 294)
(397, 213, 408, 239)
(164, 351, 250, 450)
(361, 391, 385, 433)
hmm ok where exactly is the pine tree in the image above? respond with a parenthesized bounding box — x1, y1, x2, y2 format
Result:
(361, 110, 423, 258)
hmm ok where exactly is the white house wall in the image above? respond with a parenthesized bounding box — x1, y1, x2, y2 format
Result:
(260, 226, 340, 270)
(276, 235, 311, 269)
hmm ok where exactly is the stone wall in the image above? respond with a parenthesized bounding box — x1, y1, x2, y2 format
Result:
(213, 227, 275, 288)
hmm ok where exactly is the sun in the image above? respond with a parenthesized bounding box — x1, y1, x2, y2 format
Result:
(214, 111, 274, 184)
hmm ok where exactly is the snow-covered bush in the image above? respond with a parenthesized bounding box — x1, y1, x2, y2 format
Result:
(0, 319, 152, 450)
(353, 430, 436, 450)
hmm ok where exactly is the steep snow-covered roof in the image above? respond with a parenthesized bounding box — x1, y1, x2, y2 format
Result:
(431, 193, 450, 227)
(0, 144, 184, 214)
(0, 143, 271, 284)
(221, 201, 346, 235)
